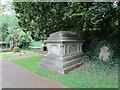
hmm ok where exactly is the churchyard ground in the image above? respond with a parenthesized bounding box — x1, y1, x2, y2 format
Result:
(11, 55, 118, 88)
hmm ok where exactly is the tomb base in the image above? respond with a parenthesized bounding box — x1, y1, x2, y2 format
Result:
(38, 53, 84, 74)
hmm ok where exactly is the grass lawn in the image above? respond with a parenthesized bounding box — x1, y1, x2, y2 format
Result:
(11, 56, 118, 88)
(1, 49, 41, 58)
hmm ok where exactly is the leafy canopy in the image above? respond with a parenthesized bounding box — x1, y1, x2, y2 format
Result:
(13, 2, 120, 41)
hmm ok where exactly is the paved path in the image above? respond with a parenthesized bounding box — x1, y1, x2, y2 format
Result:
(1, 54, 67, 88)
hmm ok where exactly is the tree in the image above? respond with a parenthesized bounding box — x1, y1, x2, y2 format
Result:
(0, 2, 19, 42)
(6, 28, 33, 48)
(0, 23, 9, 41)
(13, 2, 119, 41)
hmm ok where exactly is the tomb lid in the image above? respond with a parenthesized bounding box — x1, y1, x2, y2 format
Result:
(45, 31, 83, 43)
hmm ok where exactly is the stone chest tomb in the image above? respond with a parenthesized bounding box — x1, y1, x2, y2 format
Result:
(38, 31, 84, 74)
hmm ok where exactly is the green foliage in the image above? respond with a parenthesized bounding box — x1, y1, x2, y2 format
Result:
(0, 45, 6, 49)
(17, 30, 33, 48)
(0, 13, 19, 42)
(12, 56, 118, 88)
(85, 39, 120, 65)
(12, 2, 120, 63)
(30, 40, 44, 47)
(13, 2, 120, 41)
(4, 27, 32, 48)
(0, 23, 9, 41)
(0, 14, 19, 29)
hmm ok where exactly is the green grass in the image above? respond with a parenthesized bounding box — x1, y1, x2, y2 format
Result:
(11, 56, 118, 88)
(1, 49, 41, 58)
(30, 41, 44, 47)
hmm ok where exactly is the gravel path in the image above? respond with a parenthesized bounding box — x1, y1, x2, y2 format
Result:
(1, 54, 67, 88)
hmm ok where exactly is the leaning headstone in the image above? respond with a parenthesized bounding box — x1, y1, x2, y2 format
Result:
(38, 31, 84, 74)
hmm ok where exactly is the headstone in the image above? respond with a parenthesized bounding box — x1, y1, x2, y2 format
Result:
(99, 46, 110, 61)
(38, 31, 84, 74)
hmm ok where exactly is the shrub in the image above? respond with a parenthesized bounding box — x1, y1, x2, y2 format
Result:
(0, 23, 9, 41)
(17, 30, 33, 48)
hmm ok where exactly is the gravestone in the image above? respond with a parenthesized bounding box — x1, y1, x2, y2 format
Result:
(38, 31, 84, 74)
(99, 46, 111, 61)
(94, 40, 114, 62)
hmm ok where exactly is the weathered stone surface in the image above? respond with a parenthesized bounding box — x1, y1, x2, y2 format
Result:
(99, 46, 110, 61)
(38, 31, 84, 74)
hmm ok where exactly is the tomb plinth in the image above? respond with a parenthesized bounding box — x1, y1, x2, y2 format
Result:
(38, 31, 84, 74)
